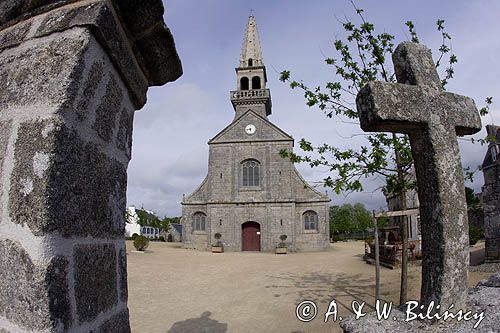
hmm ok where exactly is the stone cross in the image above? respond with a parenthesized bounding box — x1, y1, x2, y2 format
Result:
(356, 41, 481, 310)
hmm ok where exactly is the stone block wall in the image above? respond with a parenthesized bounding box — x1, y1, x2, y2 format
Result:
(0, 1, 181, 331)
(0, 25, 132, 333)
(482, 165, 500, 261)
(294, 203, 330, 251)
(182, 202, 329, 252)
(183, 118, 330, 252)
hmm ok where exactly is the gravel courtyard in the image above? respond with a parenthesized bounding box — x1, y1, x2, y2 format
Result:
(126, 241, 492, 333)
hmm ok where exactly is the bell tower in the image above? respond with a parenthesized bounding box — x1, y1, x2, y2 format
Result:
(230, 15, 272, 119)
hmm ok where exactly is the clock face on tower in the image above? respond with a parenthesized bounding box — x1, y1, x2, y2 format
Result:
(245, 124, 256, 135)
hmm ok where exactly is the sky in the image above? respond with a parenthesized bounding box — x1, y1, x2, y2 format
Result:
(126, 0, 500, 218)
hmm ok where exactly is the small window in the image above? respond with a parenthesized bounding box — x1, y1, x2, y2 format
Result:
(303, 211, 318, 230)
(492, 146, 497, 161)
(193, 212, 206, 231)
(252, 76, 261, 89)
(248, 58, 253, 66)
(240, 77, 249, 90)
(242, 160, 260, 186)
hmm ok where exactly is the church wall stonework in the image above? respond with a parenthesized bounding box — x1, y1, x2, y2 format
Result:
(482, 164, 500, 261)
(481, 125, 500, 262)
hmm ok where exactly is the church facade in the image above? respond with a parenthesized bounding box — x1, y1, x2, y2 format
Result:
(181, 16, 330, 252)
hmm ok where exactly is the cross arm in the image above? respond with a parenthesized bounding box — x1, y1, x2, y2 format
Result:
(356, 81, 481, 136)
(356, 81, 433, 133)
(442, 91, 481, 136)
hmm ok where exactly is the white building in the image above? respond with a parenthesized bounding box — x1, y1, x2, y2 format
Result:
(125, 206, 160, 239)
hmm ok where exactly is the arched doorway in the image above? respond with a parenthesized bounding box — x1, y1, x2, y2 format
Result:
(242, 221, 260, 251)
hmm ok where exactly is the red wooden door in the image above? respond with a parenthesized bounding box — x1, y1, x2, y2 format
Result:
(242, 222, 260, 251)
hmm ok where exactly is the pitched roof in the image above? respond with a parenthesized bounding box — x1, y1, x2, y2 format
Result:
(208, 109, 293, 144)
(170, 223, 183, 235)
(482, 125, 500, 169)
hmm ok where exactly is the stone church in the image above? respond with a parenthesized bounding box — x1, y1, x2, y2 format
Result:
(181, 16, 330, 252)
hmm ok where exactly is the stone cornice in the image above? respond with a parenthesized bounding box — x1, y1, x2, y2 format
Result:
(181, 199, 331, 205)
(0, 0, 182, 108)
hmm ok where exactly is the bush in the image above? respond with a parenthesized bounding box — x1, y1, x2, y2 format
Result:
(132, 233, 139, 240)
(469, 226, 484, 246)
(133, 235, 150, 251)
(159, 236, 165, 242)
(213, 233, 222, 247)
(278, 235, 288, 248)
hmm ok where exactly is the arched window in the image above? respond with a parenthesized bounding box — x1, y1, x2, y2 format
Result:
(242, 160, 260, 187)
(240, 77, 249, 90)
(252, 76, 261, 89)
(303, 211, 318, 230)
(193, 212, 206, 231)
(248, 58, 253, 66)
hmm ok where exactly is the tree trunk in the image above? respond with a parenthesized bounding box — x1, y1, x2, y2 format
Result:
(393, 133, 408, 305)
(373, 211, 381, 302)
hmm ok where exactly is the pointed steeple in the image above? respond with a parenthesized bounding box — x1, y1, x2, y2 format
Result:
(240, 15, 263, 67)
(230, 15, 272, 119)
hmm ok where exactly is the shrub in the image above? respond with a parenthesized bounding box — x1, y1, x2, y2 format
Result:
(469, 226, 484, 246)
(133, 235, 150, 251)
(159, 236, 165, 242)
(213, 233, 222, 247)
(131, 233, 139, 240)
(278, 235, 287, 248)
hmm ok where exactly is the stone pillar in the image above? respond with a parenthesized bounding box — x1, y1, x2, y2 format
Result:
(0, 1, 181, 332)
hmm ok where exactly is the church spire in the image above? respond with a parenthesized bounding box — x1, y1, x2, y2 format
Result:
(240, 15, 263, 67)
(230, 15, 272, 119)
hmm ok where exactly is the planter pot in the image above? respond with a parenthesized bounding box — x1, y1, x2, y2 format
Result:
(275, 247, 287, 254)
(212, 246, 224, 253)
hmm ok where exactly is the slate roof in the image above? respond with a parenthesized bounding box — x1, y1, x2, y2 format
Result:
(482, 125, 500, 169)
(170, 223, 182, 236)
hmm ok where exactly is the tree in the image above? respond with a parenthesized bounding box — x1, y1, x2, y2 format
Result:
(465, 186, 481, 209)
(159, 216, 181, 232)
(279, 1, 492, 305)
(136, 208, 161, 228)
(330, 203, 373, 235)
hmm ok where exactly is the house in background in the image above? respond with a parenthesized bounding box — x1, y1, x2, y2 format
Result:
(481, 124, 500, 262)
(161, 223, 183, 242)
(125, 206, 160, 239)
(385, 189, 421, 241)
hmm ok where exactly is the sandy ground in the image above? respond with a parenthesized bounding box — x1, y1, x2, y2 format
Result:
(126, 241, 493, 333)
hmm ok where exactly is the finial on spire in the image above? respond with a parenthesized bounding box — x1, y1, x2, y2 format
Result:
(240, 15, 263, 67)
(250, 8, 254, 16)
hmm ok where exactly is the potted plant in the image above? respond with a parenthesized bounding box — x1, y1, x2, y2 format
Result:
(276, 234, 288, 254)
(212, 232, 224, 253)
